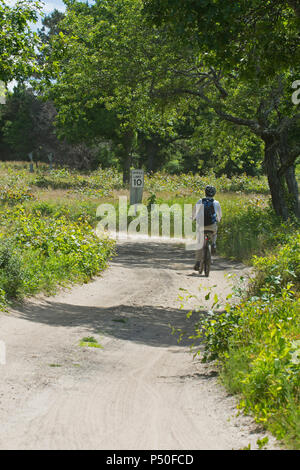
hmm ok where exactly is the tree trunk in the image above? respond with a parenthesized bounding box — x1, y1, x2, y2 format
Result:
(263, 136, 289, 220)
(285, 165, 300, 219)
(145, 137, 160, 172)
(278, 130, 300, 219)
(122, 152, 131, 185)
(120, 131, 134, 185)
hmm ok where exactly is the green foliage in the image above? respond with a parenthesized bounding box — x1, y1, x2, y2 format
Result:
(79, 336, 103, 348)
(251, 233, 300, 294)
(0, 161, 270, 202)
(173, 195, 300, 447)
(186, 286, 300, 448)
(182, 229, 300, 448)
(0, 240, 24, 301)
(0, 203, 115, 308)
(142, 1, 299, 220)
(1, 85, 37, 156)
(145, 172, 269, 195)
(39, 0, 173, 151)
(143, 0, 300, 79)
(0, 184, 34, 204)
(217, 196, 279, 261)
(193, 118, 264, 177)
(224, 290, 299, 447)
(0, 0, 41, 81)
(32, 166, 122, 196)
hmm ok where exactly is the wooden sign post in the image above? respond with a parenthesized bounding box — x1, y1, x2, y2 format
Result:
(28, 152, 34, 173)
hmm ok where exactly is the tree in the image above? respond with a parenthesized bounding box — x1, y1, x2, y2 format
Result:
(39, 0, 299, 217)
(0, 0, 41, 82)
(143, 0, 300, 219)
(38, 8, 65, 43)
(1, 84, 42, 157)
(0, 85, 102, 169)
(149, 63, 300, 218)
(192, 117, 264, 177)
(143, 0, 300, 79)
(39, 0, 180, 183)
(37, 8, 65, 68)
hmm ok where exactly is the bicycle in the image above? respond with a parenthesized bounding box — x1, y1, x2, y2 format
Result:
(199, 230, 213, 277)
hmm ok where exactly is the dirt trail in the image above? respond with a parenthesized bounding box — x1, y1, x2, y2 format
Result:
(0, 239, 280, 450)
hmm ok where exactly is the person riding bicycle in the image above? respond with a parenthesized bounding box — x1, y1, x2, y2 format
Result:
(192, 185, 222, 272)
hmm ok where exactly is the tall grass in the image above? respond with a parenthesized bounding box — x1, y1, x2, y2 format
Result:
(0, 161, 270, 199)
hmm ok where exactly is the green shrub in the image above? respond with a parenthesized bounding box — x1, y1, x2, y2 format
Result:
(0, 207, 115, 301)
(32, 166, 122, 197)
(0, 240, 25, 300)
(0, 184, 34, 204)
(189, 286, 300, 448)
(250, 233, 300, 294)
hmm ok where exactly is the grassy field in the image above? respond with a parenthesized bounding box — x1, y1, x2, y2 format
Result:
(0, 160, 274, 261)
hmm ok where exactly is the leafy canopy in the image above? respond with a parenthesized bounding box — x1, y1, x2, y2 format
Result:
(40, 0, 186, 142)
(0, 0, 42, 82)
(143, 0, 300, 79)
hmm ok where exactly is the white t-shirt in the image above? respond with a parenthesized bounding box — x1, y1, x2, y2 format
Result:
(193, 198, 222, 223)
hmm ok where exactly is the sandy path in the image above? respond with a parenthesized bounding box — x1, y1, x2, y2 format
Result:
(0, 239, 280, 450)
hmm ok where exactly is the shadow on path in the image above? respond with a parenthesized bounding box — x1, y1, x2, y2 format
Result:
(112, 241, 245, 273)
(11, 301, 208, 348)
(10, 240, 234, 348)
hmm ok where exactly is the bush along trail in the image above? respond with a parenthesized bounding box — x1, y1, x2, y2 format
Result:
(0, 205, 115, 310)
(180, 229, 300, 449)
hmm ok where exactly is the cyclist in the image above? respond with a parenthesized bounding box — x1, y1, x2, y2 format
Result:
(192, 185, 222, 272)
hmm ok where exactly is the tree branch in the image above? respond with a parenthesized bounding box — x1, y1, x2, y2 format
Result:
(151, 85, 261, 132)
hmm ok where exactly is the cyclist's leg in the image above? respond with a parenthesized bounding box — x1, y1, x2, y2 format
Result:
(205, 224, 218, 254)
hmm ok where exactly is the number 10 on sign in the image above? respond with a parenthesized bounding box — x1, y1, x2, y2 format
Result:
(131, 170, 144, 188)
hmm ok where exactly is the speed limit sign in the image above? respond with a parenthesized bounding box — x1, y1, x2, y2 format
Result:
(131, 169, 144, 188)
(130, 169, 144, 206)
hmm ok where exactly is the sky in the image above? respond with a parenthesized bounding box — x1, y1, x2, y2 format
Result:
(41, 0, 66, 15)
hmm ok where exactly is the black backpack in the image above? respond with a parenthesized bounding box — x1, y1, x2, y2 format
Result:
(202, 198, 217, 226)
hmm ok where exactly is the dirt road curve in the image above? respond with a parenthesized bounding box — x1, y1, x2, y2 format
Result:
(0, 239, 280, 450)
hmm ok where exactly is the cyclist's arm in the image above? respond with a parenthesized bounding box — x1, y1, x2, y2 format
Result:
(214, 201, 222, 222)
